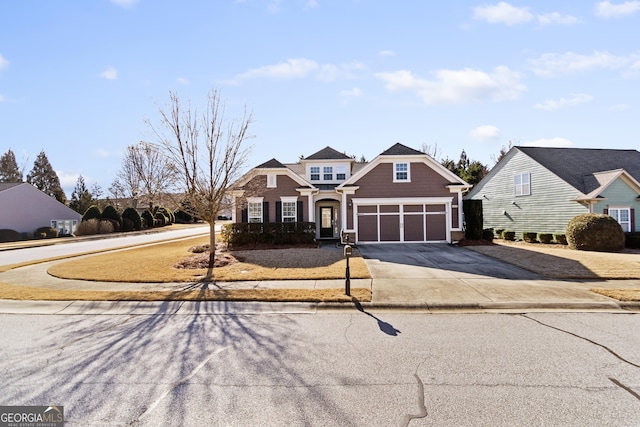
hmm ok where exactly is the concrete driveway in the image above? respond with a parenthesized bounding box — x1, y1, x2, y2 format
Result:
(356, 243, 623, 309)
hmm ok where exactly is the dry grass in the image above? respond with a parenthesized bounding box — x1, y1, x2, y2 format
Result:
(590, 288, 640, 302)
(467, 240, 640, 279)
(0, 281, 371, 302)
(466, 240, 640, 302)
(47, 236, 371, 282)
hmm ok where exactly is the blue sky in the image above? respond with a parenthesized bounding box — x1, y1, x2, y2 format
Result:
(2, 1, 640, 197)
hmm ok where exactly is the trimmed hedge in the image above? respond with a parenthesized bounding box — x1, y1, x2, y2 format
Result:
(82, 205, 101, 222)
(538, 233, 553, 244)
(0, 229, 21, 243)
(122, 207, 142, 231)
(101, 205, 122, 230)
(222, 222, 316, 247)
(34, 227, 58, 239)
(502, 231, 516, 241)
(566, 213, 624, 252)
(522, 232, 538, 243)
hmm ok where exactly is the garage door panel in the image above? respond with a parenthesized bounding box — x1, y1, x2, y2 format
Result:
(357, 215, 378, 242)
(426, 213, 446, 240)
(404, 214, 424, 241)
(380, 215, 400, 241)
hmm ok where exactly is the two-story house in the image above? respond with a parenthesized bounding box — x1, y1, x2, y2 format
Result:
(230, 143, 471, 244)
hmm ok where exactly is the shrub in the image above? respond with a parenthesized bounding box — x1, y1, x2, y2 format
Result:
(566, 213, 625, 252)
(463, 199, 483, 240)
(625, 233, 640, 249)
(76, 218, 100, 236)
(554, 234, 567, 245)
(175, 209, 193, 224)
(482, 228, 494, 242)
(101, 205, 122, 230)
(155, 206, 175, 225)
(154, 213, 168, 226)
(538, 233, 553, 244)
(502, 231, 516, 241)
(34, 227, 58, 239)
(522, 232, 538, 243)
(82, 205, 101, 222)
(141, 210, 154, 228)
(121, 218, 134, 232)
(122, 208, 142, 231)
(98, 219, 114, 234)
(0, 229, 21, 243)
(494, 229, 504, 239)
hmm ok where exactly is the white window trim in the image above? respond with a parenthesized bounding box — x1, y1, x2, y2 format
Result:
(323, 166, 333, 181)
(310, 166, 320, 181)
(609, 206, 631, 232)
(247, 197, 264, 223)
(514, 172, 531, 196)
(280, 196, 298, 223)
(393, 162, 410, 183)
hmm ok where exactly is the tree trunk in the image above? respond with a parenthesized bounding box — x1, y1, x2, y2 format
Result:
(206, 220, 216, 280)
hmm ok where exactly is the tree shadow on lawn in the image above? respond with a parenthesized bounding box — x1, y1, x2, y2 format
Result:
(0, 301, 359, 425)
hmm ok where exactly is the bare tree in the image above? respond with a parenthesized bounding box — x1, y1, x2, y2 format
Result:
(148, 89, 253, 277)
(491, 140, 516, 165)
(117, 141, 176, 210)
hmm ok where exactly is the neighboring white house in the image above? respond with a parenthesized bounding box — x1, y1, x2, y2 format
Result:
(0, 182, 81, 236)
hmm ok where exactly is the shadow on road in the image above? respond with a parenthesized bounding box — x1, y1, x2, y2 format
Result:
(352, 297, 401, 337)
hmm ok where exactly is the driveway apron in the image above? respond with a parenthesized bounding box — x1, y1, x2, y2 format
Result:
(356, 243, 619, 308)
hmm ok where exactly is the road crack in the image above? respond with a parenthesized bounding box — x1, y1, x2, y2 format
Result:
(609, 377, 640, 401)
(522, 314, 640, 369)
(400, 374, 428, 426)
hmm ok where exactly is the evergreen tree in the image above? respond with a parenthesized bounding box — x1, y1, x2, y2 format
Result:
(0, 149, 23, 182)
(69, 175, 94, 213)
(26, 150, 66, 203)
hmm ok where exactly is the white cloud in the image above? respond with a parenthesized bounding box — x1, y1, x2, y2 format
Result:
(227, 58, 366, 84)
(0, 53, 8, 70)
(470, 125, 501, 142)
(100, 66, 118, 80)
(534, 93, 593, 111)
(57, 171, 80, 189)
(537, 12, 581, 25)
(473, 2, 534, 25)
(529, 51, 633, 77)
(594, 1, 640, 18)
(378, 50, 396, 57)
(110, 0, 139, 8)
(522, 137, 574, 147)
(177, 77, 190, 85)
(375, 66, 525, 105)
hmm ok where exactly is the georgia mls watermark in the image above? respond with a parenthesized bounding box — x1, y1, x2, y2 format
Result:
(0, 406, 64, 427)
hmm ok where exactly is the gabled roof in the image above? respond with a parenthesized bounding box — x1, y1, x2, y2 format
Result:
(575, 169, 640, 201)
(380, 142, 424, 156)
(256, 158, 287, 169)
(304, 146, 352, 160)
(518, 147, 640, 194)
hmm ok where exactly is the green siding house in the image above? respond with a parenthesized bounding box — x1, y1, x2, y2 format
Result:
(465, 147, 640, 236)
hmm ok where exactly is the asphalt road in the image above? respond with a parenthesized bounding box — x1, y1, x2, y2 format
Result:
(0, 225, 210, 265)
(0, 310, 638, 426)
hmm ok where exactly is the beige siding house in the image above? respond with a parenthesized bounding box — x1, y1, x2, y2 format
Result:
(0, 182, 81, 236)
(465, 147, 640, 236)
(231, 143, 471, 244)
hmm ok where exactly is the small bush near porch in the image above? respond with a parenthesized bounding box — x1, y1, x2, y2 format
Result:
(222, 222, 316, 248)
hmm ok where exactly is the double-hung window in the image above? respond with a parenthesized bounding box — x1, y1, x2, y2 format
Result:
(310, 167, 320, 181)
(281, 197, 297, 222)
(514, 172, 531, 196)
(323, 166, 333, 181)
(336, 166, 347, 180)
(248, 200, 263, 223)
(394, 162, 409, 182)
(609, 207, 631, 232)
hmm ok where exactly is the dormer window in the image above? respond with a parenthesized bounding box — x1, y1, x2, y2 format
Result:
(267, 173, 277, 188)
(310, 167, 320, 181)
(323, 166, 333, 181)
(336, 166, 347, 180)
(394, 162, 410, 182)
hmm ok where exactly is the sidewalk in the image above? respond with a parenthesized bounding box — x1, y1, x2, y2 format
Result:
(1, 253, 640, 314)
